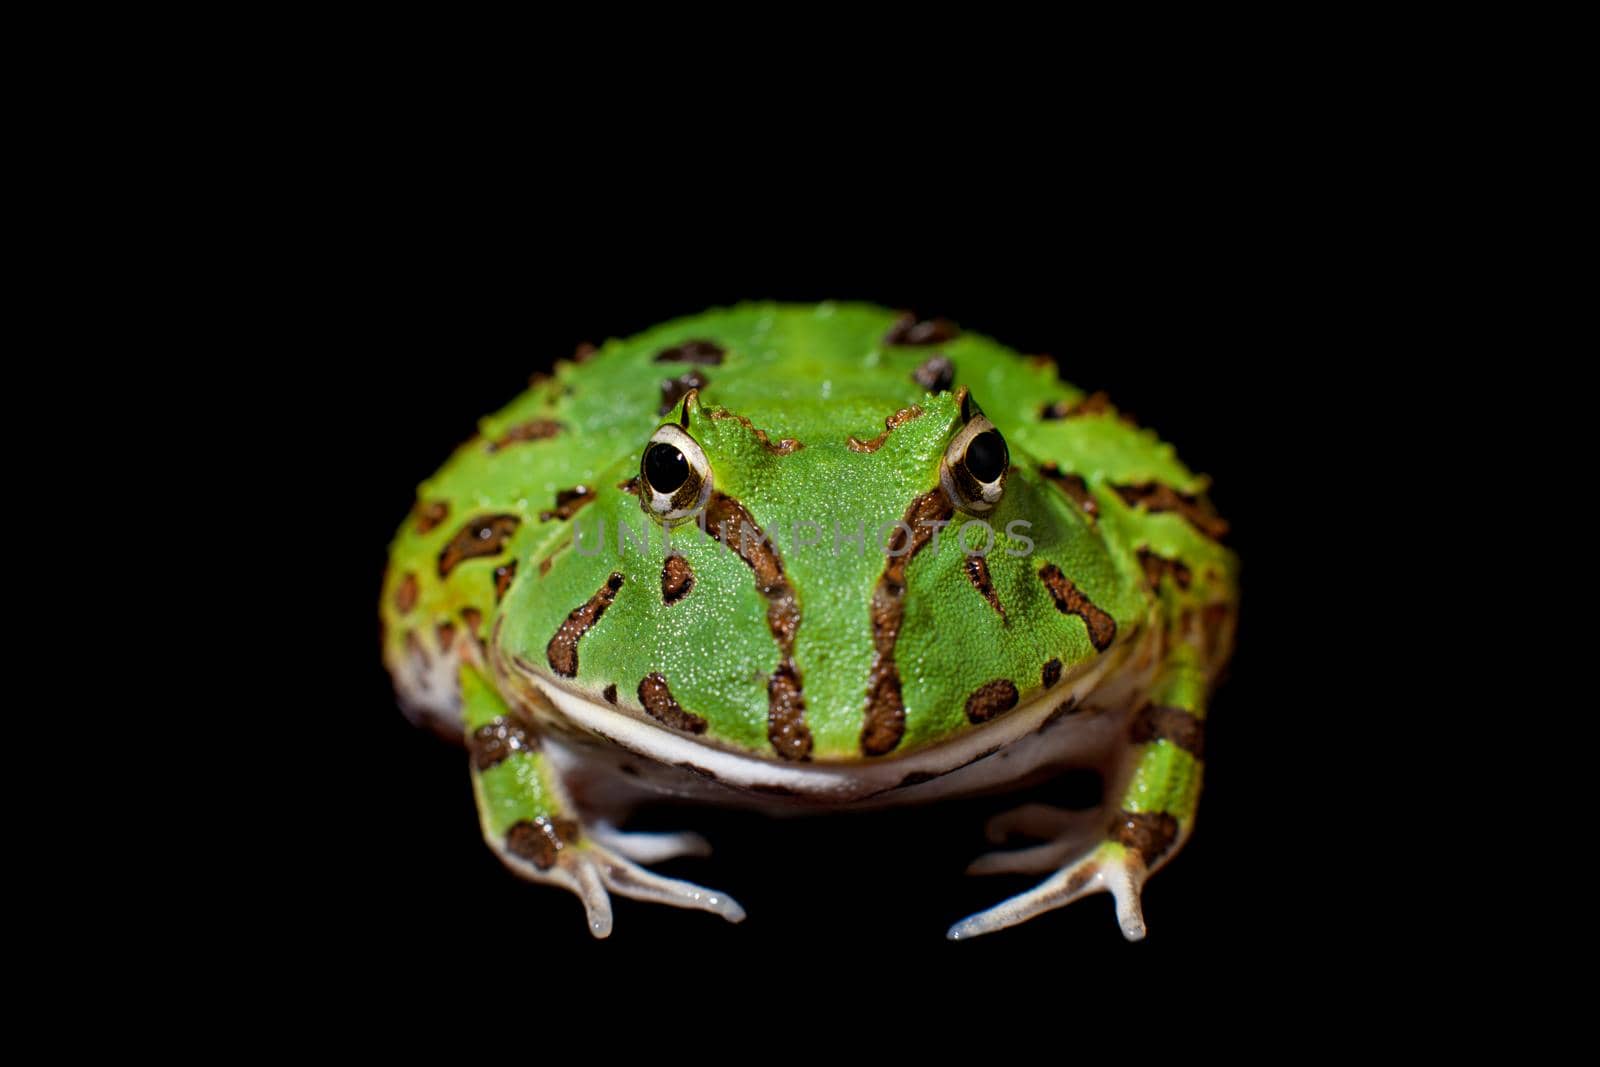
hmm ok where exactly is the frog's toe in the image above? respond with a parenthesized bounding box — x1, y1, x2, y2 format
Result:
(595, 850, 746, 925)
(948, 846, 1148, 942)
(590, 821, 713, 864)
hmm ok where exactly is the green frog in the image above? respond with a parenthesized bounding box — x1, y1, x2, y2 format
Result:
(380, 302, 1237, 941)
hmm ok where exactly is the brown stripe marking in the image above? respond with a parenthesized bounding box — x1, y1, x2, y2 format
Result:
(848, 404, 923, 453)
(469, 716, 540, 771)
(462, 607, 484, 638)
(1038, 563, 1117, 652)
(662, 556, 694, 604)
(1040, 463, 1099, 517)
(494, 561, 517, 603)
(965, 679, 1019, 723)
(437, 621, 456, 650)
(638, 673, 709, 735)
(964, 556, 1005, 619)
(1040, 391, 1113, 420)
(394, 573, 419, 614)
(1042, 658, 1062, 688)
(862, 488, 956, 755)
(1130, 704, 1205, 758)
(660, 370, 709, 415)
(706, 408, 803, 455)
(912, 355, 955, 392)
(540, 486, 595, 523)
(506, 816, 580, 871)
(487, 420, 563, 451)
(884, 313, 959, 346)
(414, 500, 450, 534)
(1138, 548, 1193, 591)
(1116, 483, 1230, 541)
(655, 339, 725, 365)
(1112, 811, 1179, 867)
(438, 515, 521, 578)
(705, 493, 812, 759)
(546, 573, 624, 677)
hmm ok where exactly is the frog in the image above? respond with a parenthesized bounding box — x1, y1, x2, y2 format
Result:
(379, 302, 1237, 941)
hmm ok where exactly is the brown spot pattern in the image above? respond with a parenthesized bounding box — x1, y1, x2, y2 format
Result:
(438, 515, 521, 578)
(965, 679, 1019, 724)
(1038, 563, 1117, 652)
(662, 556, 694, 604)
(1042, 658, 1062, 688)
(706, 408, 802, 454)
(912, 355, 955, 392)
(540, 486, 595, 522)
(546, 573, 624, 677)
(506, 816, 580, 871)
(1039, 695, 1081, 732)
(964, 556, 1005, 619)
(494, 561, 517, 602)
(462, 607, 484, 637)
(414, 500, 449, 534)
(488, 420, 563, 451)
(1040, 391, 1113, 420)
(1138, 548, 1193, 591)
(848, 404, 923, 453)
(1130, 704, 1205, 758)
(437, 621, 456, 650)
(1112, 811, 1179, 867)
(573, 342, 598, 363)
(394, 573, 419, 614)
(603, 684, 618, 705)
(884, 314, 959, 346)
(660, 370, 709, 414)
(705, 493, 813, 759)
(1040, 464, 1099, 517)
(1116, 484, 1230, 541)
(469, 717, 540, 771)
(862, 488, 955, 755)
(638, 673, 709, 734)
(655, 339, 725, 365)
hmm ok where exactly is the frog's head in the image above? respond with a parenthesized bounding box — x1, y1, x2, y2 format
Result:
(494, 382, 1126, 775)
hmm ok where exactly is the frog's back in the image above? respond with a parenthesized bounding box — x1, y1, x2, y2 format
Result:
(380, 303, 1237, 763)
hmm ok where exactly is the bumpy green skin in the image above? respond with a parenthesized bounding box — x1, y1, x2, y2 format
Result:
(383, 303, 1232, 755)
(380, 302, 1238, 937)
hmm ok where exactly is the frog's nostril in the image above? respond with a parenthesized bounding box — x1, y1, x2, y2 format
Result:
(644, 444, 689, 494)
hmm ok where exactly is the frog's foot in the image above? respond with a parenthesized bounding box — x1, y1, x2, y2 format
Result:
(489, 825, 745, 939)
(950, 843, 1150, 942)
(460, 664, 743, 938)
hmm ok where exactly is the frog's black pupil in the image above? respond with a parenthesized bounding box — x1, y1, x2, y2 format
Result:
(965, 430, 1008, 484)
(645, 443, 690, 494)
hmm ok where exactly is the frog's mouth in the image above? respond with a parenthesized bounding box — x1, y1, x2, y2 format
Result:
(493, 635, 1147, 805)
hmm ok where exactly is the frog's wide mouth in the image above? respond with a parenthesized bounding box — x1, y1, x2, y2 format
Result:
(493, 637, 1146, 803)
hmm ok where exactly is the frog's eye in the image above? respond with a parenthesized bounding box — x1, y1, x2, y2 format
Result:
(641, 424, 713, 521)
(942, 413, 1010, 514)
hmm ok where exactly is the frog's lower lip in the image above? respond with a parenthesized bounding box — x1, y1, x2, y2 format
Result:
(497, 647, 1140, 804)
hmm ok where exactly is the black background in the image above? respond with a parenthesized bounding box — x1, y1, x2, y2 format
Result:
(298, 216, 1354, 1008)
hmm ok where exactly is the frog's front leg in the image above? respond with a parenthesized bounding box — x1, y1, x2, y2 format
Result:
(459, 665, 745, 937)
(952, 640, 1213, 943)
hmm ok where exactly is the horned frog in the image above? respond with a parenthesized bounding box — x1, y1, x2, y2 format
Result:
(380, 302, 1237, 940)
